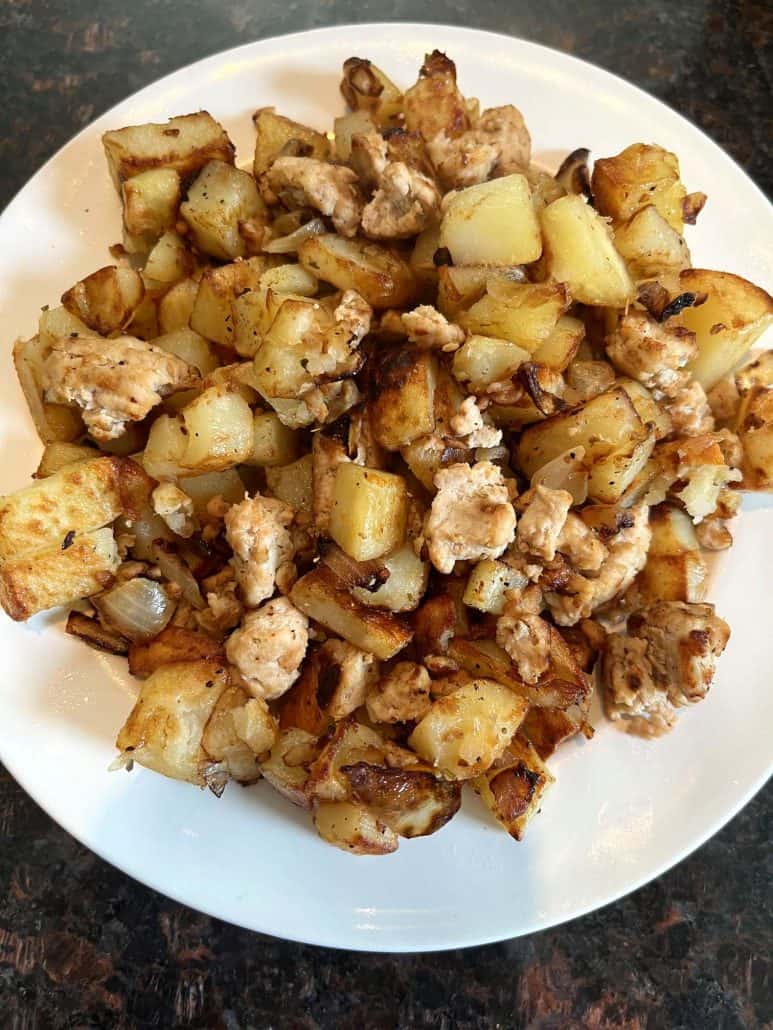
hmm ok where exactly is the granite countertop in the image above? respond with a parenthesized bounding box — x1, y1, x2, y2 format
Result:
(0, 1, 771, 1027)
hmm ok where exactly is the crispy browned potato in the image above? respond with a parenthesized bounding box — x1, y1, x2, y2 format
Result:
(592, 143, 687, 232)
(341, 762, 462, 837)
(128, 626, 225, 678)
(474, 734, 555, 840)
(253, 107, 331, 176)
(298, 235, 419, 309)
(370, 347, 438, 450)
(61, 265, 145, 334)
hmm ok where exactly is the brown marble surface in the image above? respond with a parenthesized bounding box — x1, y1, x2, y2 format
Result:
(0, 1, 771, 1027)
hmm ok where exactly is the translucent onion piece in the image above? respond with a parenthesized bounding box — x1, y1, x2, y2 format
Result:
(94, 577, 175, 643)
(118, 505, 174, 562)
(151, 541, 206, 609)
(531, 446, 589, 505)
(263, 217, 327, 254)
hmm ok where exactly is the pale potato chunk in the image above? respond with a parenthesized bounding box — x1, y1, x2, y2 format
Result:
(352, 544, 429, 613)
(13, 335, 84, 444)
(157, 276, 199, 333)
(189, 257, 270, 346)
(121, 168, 181, 239)
(540, 194, 635, 307)
(153, 328, 218, 376)
(463, 558, 527, 615)
(142, 414, 188, 480)
(265, 454, 313, 512)
(459, 282, 569, 353)
(636, 504, 707, 603)
(143, 231, 195, 284)
(313, 800, 399, 855)
(329, 464, 407, 561)
(298, 234, 418, 309)
(247, 412, 301, 467)
(34, 442, 96, 478)
(180, 160, 266, 260)
(439, 174, 542, 265)
(408, 679, 529, 780)
(613, 204, 691, 279)
(180, 386, 254, 472)
(61, 265, 144, 335)
(452, 335, 530, 391)
(38, 306, 90, 347)
(532, 316, 585, 371)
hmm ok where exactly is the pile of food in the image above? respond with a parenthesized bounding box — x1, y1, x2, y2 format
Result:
(1, 52, 771, 854)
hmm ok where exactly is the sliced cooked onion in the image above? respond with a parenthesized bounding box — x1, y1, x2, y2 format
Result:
(94, 577, 175, 643)
(319, 539, 390, 592)
(118, 505, 173, 562)
(151, 541, 206, 609)
(66, 610, 129, 655)
(264, 217, 327, 254)
(531, 446, 589, 505)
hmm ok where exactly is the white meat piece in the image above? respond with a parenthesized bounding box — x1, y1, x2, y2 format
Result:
(516, 485, 573, 563)
(602, 634, 677, 738)
(424, 461, 516, 574)
(361, 162, 441, 239)
(401, 305, 465, 353)
(42, 334, 198, 440)
(427, 105, 531, 190)
(151, 483, 196, 538)
(263, 156, 363, 237)
(496, 609, 551, 684)
(556, 513, 607, 573)
(224, 494, 295, 608)
(366, 661, 432, 724)
(318, 638, 380, 720)
(304, 289, 372, 380)
(605, 311, 697, 395)
(225, 596, 309, 701)
(449, 396, 502, 448)
(663, 379, 715, 436)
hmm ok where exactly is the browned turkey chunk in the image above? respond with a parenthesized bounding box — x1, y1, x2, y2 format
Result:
(151, 483, 196, 538)
(361, 162, 441, 240)
(224, 494, 296, 608)
(401, 305, 465, 352)
(449, 396, 502, 448)
(42, 334, 198, 440)
(663, 379, 715, 436)
(605, 311, 697, 395)
(262, 156, 363, 237)
(496, 608, 551, 684)
(424, 460, 516, 574)
(516, 485, 573, 563)
(366, 661, 432, 723)
(226, 596, 309, 701)
(603, 601, 730, 736)
(427, 105, 531, 190)
(318, 638, 380, 720)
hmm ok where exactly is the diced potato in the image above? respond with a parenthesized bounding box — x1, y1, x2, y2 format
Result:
(736, 385, 773, 490)
(652, 435, 738, 521)
(102, 112, 234, 189)
(253, 107, 331, 176)
(305, 719, 385, 802)
(399, 433, 473, 490)
(114, 660, 230, 786)
(180, 386, 253, 472)
(290, 565, 412, 660)
(0, 456, 145, 560)
(157, 276, 199, 333)
(34, 442, 97, 478)
(618, 378, 673, 439)
(0, 528, 119, 621)
(636, 504, 707, 602)
(463, 558, 527, 615)
(312, 430, 349, 531)
(341, 762, 462, 838)
(178, 468, 245, 514)
(532, 315, 584, 371)
(613, 204, 691, 279)
(333, 110, 377, 161)
(452, 334, 529, 391)
(329, 464, 407, 561)
(459, 281, 569, 352)
(408, 679, 529, 780)
(586, 425, 656, 505)
(313, 800, 399, 855)
(341, 57, 403, 127)
(180, 160, 266, 260)
(735, 351, 773, 394)
(142, 414, 187, 480)
(61, 265, 144, 335)
(260, 263, 319, 297)
(13, 336, 84, 444)
(247, 411, 300, 467)
(249, 297, 324, 400)
(189, 257, 270, 346)
(592, 143, 687, 231)
(126, 294, 159, 340)
(38, 305, 90, 346)
(127, 626, 225, 678)
(540, 194, 635, 307)
(143, 231, 195, 284)
(352, 543, 429, 612)
(202, 686, 269, 784)
(436, 265, 490, 320)
(266, 453, 313, 512)
(473, 734, 554, 841)
(370, 347, 437, 450)
(121, 168, 181, 239)
(678, 269, 773, 390)
(259, 727, 319, 808)
(408, 224, 440, 286)
(439, 174, 542, 266)
(298, 234, 418, 309)
(153, 328, 218, 376)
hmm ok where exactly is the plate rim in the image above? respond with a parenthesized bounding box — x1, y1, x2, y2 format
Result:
(0, 21, 771, 953)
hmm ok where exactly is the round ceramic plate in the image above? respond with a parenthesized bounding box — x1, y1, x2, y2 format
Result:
(0, 23, 770, 953)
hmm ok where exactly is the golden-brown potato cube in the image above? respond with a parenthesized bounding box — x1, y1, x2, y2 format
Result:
(157, 276, 199, 333)
(592, 143, 687, 232)
(0, 456, 146, 560)
(13, 335, 85, 445)
(370, 347, 437, 450)
(153, 328, 218, 378)
(439, 174, 542, 266)
(141, 414, 187, 480)
(451, 334, 529, 391)
(61, 265, 144, 335)
(127, 625, 225, 678)
(298, 234, 418, 309)
(189, 257, 271, 346)
(0, 528, 119, 621)
(313, 800, 399, 855)
(253, 107, 331, 176)
(180, 386, 254, 472)
(463, 558, 527, 615)
(290, 565, 412, 660)
(247, 411, 301, 467)
(473, 734, 554, 841)
(121, 168, 181, 239)
(613, 204, 691, 279)
(259, 727, 320, 808)
(341, 762, 462, 838)
(34, 442, 96, 479)
(586, 425, 656, 505)
(351, 543, 429, 613)
(460, 281, 569, 353)
(305, 718, 385, 802)
(539, 194, 635, 307)
(408, 679, 529, 780)
(115, 660, 230, 786)
(201, 685, 267, 784)
(265, 453, 313, 512)
(736, 385, 773, 490)
(38, 305, 90, 346)
(178, 469, 245, 514)
(102, 112, 234, 189)
(436, 265, 491, 320)
(677, 269, 773, 390)
(180, 160, 266, 260)
(341, 57, 403, 127)
(532, 315, 585, 371)
(329, 464, 407, 561)
(635, 504, 707, 603)
(143, 231, 196, 284)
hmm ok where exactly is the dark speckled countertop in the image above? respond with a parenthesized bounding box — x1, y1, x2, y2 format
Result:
(0, 2, 771, 1027)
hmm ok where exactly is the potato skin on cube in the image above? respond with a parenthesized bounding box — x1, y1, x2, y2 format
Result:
(439, 174, 542, 266)
(329, 464, 407, 561)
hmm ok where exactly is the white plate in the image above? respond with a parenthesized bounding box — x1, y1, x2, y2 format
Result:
(0, 23, 771, 953)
